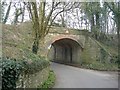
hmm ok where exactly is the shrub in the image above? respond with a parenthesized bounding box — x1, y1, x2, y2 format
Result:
(1, 58, 23, 90)
(1, 56, 50, 89)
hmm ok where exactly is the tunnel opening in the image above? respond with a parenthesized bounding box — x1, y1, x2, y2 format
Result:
(48, 38, 82, 64)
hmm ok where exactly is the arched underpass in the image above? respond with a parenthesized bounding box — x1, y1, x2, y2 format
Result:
(48, 38, 82, 64)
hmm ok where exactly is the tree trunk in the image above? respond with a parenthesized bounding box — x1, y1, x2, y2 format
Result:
(91, 13, 95, 31)
(96, 12, 100, 29)
(0, 3, 2, 22)
(3, 2, 12, 24)
(117, 15, 120, 67)
(32, 39, 39, 54)
(21, 4, 25, 22)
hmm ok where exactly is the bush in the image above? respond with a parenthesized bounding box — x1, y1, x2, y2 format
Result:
(1, 58, 23, 90)
(1, 56, 50, 90)
(22, 58, 50, 74)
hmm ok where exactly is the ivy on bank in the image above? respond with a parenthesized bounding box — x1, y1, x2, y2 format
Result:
(1, 56, 50, 90)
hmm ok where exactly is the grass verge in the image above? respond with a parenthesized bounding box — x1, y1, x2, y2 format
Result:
(52, 61, 118, 71)
(38, 70, 56, 89)
(80, 62, 118, 71)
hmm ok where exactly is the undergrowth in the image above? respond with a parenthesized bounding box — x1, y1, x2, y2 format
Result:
(38, 70, 56, 89)
(81, 61, 118, 71)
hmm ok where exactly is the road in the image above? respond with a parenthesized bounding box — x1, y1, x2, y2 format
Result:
(51, 62, 118, 88)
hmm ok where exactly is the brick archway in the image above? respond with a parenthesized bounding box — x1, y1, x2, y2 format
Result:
(48, 37, 82, 64)
(46, 34, 84, 49)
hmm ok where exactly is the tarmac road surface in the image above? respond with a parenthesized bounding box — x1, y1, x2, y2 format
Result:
(51, 62, 118, 88)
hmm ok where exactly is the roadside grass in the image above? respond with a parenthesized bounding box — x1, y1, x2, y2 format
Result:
(52, 61, 118, 71)
(38, 70, 56, 90)
(80, 61, 118, 71)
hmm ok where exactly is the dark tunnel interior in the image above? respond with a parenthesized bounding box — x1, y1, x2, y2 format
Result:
(48, 38, 82, 64)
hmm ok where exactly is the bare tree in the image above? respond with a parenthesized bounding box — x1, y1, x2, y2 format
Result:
(3, 2, 12, 24)
(21, 2, 26, 23)
(13, 2, 23, 24)
(105, 2, 120, 39)
(26, 1, 77, 54)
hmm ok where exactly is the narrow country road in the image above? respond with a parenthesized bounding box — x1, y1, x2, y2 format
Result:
(51, 62, 118, 88)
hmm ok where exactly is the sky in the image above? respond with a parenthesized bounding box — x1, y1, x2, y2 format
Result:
(2, 0, 118, 33)
(3, 1, 89, 29)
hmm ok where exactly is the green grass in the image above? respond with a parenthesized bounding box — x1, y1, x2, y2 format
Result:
(81, 61, 118, 71)
(56, 61, 118, 71)
(38, 70, 56, 89)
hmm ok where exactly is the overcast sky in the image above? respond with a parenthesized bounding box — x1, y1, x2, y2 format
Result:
(2, 0, 118, 33)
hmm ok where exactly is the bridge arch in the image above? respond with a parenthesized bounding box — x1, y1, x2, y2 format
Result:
(46, 34, 84, 49)
(48, 37, 83, 64)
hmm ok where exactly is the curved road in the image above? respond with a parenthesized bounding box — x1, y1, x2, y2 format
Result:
(51, 62, 118, 88)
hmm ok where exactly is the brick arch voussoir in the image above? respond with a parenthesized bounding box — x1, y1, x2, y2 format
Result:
(47, 35, 82, 48)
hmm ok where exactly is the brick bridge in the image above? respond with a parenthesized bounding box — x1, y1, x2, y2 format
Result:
(41, 26, 90, 64)
(3, 22, 110, 65)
